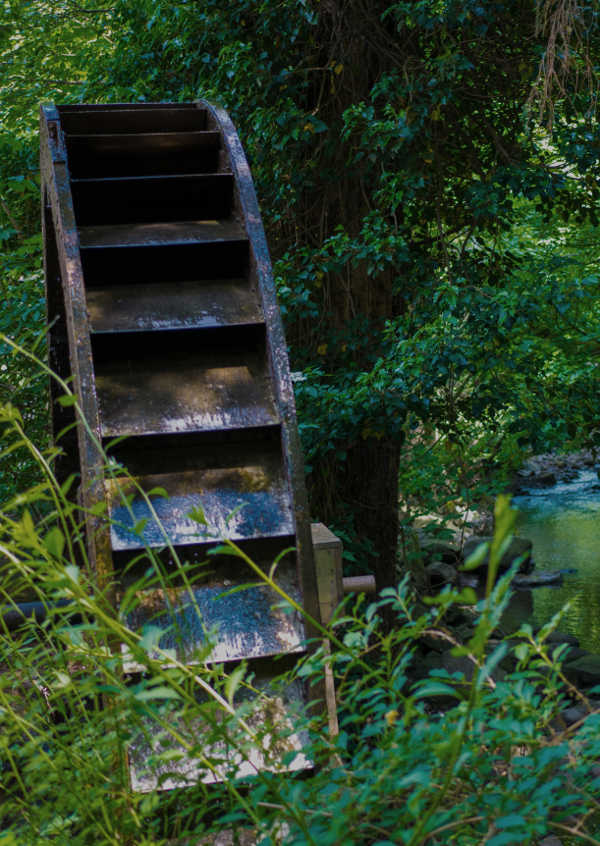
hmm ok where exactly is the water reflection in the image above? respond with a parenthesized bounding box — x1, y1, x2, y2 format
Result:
(513, 469, 600, 652)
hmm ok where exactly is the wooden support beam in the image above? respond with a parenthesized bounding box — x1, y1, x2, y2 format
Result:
(311, 522, 343, 625)
(343, 574, 376, 594)
(311, 523, 343, 738)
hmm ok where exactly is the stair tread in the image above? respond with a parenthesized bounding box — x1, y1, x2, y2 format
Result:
(87, 279, 263, 333)
(72, 174, 233, 226)
(71, 172, 231, 184)
(66, 131, 221, 178)
(105, 458, 294, 551)
(120, 570, 304, 666)
(66, 130, 217, 140)
(79, 219, 246, 249)
(59, 105, 207, 134)
(96, 347, 278, 436)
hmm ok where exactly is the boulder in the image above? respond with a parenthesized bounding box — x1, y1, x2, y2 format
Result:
(425, 560, 457, 590)
(544, 631, 580, 648)
(463, 535, 533, 573)
(533, 471, 557, 487)
(549, 645, 587, 663)
(559, 704, 589, 726)
(513, 571, 562, 588)
(441, 649, 505, 684)
(419, 538, 461, 565)
(563, 654, 600, 688)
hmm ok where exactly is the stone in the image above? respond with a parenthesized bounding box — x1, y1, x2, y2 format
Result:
(441, 650, 476, 682)
(550, 645, 587, 663)
(513, 571, 562, 588)
(559, 704, 589, 726)
(539, 837, 563, 846)
(441, 649, 505, 684)
(419, 538, 461, 564)
(414, 651, 444, 679)
(463, 535, 533, 573)
(563, 654, 600, 688)
(544, 631, 580, 648)
(425, 560, 457, 589)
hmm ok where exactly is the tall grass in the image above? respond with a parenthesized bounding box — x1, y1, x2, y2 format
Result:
(2, 340, 600, 845)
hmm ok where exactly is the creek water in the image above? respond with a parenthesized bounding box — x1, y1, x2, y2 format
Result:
(510, 468, 600, 653)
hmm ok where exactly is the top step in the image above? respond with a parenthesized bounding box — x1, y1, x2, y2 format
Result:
(58, 104, 207, 135)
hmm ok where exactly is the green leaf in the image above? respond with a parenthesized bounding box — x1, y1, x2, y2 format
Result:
(188, 505, 207, 525)
(44, 527, 65, 558)
(487, 832, 526, 846)
(225, 662, 246, 705)
(133, 518, 148, 535)
(496, 813, 527, 828)
(414, 681, 459, 699)
(134, 686, 181, 702)
(139, 625, 163, 653)
(148, 486, 168, 498)
(57, 393, 77, 407)
(462, 541, 488, 571)
(64, 565, 79, 584)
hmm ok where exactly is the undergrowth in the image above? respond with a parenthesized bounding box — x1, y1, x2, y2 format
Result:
(0, 347, 599, 844)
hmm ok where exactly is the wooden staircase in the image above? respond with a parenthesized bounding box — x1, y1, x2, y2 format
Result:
(40, 101, 322, 788)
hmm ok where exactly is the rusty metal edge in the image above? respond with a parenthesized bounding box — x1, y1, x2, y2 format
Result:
(197, 100, 322, 640)
(40, 104, 113, 592)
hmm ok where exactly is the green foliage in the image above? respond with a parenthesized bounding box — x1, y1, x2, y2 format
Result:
(1, 424, 600, 843)
(2, 0, 600, 567)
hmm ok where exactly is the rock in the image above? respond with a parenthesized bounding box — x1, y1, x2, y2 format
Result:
(513, 571, 562, 588)
(420, 539, 461, 563)
(441, 649, 505, 684)
(425, 560, 457, 590)
(463, 535, 532, 573)
(550, 645, 587, 663)
(441, 650, 476, 682)
(563, 654, 600, 688)
(419, 632, 448, 654)
(544, 631, 580, 648)
(539, 837, 563, 846)
(458, 573, 479, 589)
(559, 704, 589, 726)
(454, 622, 476, 643)
(413, 651, 444, 679)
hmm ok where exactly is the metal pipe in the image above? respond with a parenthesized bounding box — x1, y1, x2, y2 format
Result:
(0, 599, 82, 632)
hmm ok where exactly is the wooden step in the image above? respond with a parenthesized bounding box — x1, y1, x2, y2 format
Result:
(120, 564, 304, 665)
(71, 174, 233, 227)
(93, 328, 278, 437)
(129, 671, 309, 792)
(87, 278, 262, 333)
(65, 131, 221, 178)
(80, 238, 249, 284)
(105, 450, 294, 551)
(58, 105, 206, 134)
(78, 219, 246, 249)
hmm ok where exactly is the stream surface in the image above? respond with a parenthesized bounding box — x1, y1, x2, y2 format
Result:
(511, 469, 600, 653)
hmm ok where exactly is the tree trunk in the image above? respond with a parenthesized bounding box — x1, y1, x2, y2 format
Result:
(310, 437, 400, 594)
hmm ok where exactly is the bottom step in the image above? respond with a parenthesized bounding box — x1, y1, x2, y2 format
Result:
(129, 673, 310, 792)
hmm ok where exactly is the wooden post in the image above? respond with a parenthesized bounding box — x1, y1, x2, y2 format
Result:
(311, 523, 343, 625)
(311, 523, 343, 738)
